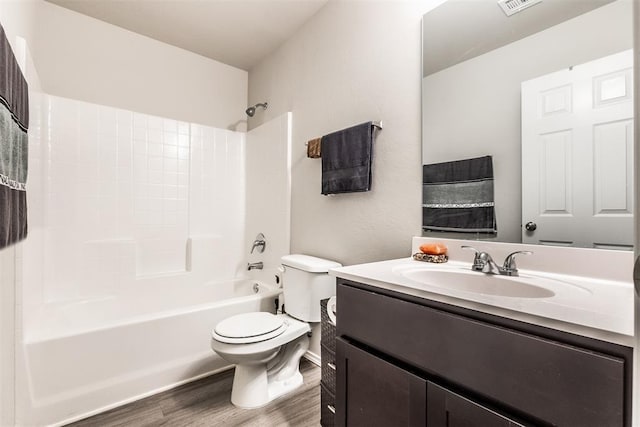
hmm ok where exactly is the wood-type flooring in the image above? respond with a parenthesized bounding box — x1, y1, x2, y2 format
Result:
(68, 359, 321, 427)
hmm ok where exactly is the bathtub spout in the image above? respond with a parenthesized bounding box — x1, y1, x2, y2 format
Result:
(248, 262, 264, 271)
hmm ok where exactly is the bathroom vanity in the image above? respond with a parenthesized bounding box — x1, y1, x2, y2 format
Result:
(330, 238, 635, 427)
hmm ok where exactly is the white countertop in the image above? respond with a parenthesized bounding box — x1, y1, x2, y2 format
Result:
(330, 256, 635, 347)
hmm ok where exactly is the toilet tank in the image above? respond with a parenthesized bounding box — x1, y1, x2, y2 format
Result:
(281, 254, 342, 322)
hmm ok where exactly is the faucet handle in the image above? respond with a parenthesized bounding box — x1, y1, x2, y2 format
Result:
(251, 233, 266, 254)
(461, 246, 483, 271)
(251, 240, 266, 254)
(501, 251, 533, 276)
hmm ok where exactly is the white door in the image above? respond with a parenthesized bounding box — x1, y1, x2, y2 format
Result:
(521, 50, 634, 249)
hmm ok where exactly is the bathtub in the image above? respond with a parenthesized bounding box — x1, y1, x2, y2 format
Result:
(19, 279, 281, 426)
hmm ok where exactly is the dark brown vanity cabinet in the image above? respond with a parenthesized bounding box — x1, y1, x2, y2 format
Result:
(335, 279, 633, 427)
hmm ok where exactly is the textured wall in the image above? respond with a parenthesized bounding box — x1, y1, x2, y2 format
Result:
(248, 1, 429, 266)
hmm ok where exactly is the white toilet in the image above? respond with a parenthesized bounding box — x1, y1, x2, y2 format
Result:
(210, 254, 341, 408)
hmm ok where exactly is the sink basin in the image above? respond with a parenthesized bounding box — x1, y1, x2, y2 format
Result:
(393, 266, 556, 298)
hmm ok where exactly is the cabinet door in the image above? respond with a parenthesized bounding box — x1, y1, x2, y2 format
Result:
(336, 338, 427, 427)
(427, 382, 524, 427)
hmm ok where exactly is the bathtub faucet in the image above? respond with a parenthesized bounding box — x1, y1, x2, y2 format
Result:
(247, 262, 264, 271)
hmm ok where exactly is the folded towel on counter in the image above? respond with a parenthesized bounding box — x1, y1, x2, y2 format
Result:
(0, 22, 29, 249)
(307, 137, 322, 158)
(321, 121, 374, 195)
(422, 155, 496, 234)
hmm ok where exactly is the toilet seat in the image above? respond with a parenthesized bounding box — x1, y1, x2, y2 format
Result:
(213, 312, 288, 344)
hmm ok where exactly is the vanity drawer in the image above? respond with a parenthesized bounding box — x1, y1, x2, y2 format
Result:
(338, 282, 627, 427)
(321, 383, 336, 427)
(321, 344, 337, 393)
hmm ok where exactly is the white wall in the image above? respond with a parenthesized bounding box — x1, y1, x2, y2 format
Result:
(0, 247, 17, 427)
(0, 1, 38, 53)
(248, 1, 428, 266)
(0, 0, 248, 130)
(422, 1, 632, 243)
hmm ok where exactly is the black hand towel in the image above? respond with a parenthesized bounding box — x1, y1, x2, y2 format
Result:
(0, 22, 29, 249)
(422, 155, 496, 234)
(321, 122, 374, 195)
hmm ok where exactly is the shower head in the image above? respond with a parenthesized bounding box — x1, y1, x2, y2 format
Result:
(245, 102, 268, 117)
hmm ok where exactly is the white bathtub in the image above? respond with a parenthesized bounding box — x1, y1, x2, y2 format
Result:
(19, 279, 281, 426)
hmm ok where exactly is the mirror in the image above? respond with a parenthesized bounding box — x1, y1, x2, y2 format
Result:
(421, 0, 634, 249)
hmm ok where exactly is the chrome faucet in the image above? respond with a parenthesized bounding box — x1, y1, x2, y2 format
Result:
(501, 251, 533, 276)
(251, 233, 266, 254)
(462, 246, 532, 276)
(247, 262, 264, 271)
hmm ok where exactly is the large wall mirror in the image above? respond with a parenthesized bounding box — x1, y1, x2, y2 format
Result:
(422, 0, 634, 249)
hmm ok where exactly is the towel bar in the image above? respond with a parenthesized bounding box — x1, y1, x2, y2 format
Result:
(305, 121, 382, 147)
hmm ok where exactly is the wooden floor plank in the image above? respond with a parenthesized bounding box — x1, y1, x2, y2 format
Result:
(68, 359, 320, 427)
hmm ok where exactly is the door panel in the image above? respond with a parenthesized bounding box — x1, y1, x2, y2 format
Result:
(521, 50, 633, 248)
(336, 338, 427, 427)
(427, 382, 524, 427)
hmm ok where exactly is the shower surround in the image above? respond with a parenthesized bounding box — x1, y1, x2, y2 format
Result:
(18, 93, 292, 425)
(24, 94, 245, 306)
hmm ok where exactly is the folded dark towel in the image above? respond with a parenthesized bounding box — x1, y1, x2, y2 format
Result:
(321, 122, 374, 195)
(422, 156, 496, 234)
(0, 22, 29, 249)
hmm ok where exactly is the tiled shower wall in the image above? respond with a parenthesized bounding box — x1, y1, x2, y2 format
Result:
(23, 94, 245, 313)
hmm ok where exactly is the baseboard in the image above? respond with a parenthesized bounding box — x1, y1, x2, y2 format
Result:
(304, 350, 321, 367)
(51, 365, 234, 427)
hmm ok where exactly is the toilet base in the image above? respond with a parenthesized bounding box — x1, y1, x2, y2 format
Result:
(230, 334, 309, 409)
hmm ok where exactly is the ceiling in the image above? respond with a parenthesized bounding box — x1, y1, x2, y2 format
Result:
(45, 0, 330, 71)
(422, 0, 615, 76)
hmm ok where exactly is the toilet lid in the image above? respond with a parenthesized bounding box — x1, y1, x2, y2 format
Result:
(213, 312, 287, 344)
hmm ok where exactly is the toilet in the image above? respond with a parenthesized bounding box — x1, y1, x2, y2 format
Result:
(210, 254, 341, 408)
